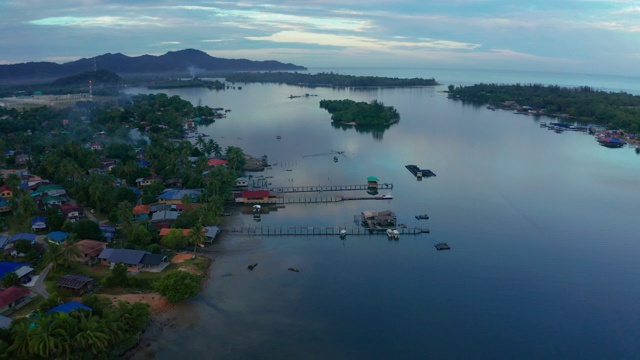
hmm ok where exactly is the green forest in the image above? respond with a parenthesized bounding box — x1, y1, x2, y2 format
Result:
(448, 83, 640, 133)
(226, 72, 439, 87)
(320, 99, 400, 126)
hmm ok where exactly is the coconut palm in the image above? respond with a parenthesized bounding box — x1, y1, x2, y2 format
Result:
(188, 222, 206, 253)
(7, 320, 31, 358)
(73, 312, 110, 354)
(28, 316, 67, 359)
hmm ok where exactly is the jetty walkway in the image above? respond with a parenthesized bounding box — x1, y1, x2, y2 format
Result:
(223, 226, 427, 236)
(245, 194, 392, 205)
(271, 183, 393, 193)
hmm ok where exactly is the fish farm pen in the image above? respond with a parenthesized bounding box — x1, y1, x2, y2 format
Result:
(222, 226, 429, 236)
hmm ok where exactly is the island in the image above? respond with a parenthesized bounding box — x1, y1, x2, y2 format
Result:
(447, 83, 640, 134)
(225, 72, 439, 87)
(320, 99, 400, 126)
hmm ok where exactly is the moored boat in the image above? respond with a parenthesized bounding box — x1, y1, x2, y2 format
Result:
(596, 136, 626, 148)
(386, 229, 400, 239)
(435, 242, 450, 250)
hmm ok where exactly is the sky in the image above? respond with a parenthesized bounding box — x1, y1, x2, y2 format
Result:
(1, 0, 639, 76)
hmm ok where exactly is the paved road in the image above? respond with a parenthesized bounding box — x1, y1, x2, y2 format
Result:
(33, 263, 52, 298)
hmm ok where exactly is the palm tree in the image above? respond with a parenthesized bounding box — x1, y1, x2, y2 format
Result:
(7, 320, 31, 358)
(188, 222, 206, 254)
(73, 312, 110, 354)
(28, 316, 67, 359)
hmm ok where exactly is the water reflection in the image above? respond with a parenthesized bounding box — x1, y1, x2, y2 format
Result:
(330, 121, 397, 140)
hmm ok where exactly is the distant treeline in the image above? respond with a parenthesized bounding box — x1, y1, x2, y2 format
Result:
(320, 99, 399, 126)
(147, 79, 225, 90)
(226, 72, 439, 87)
(449, 83, 640, 133)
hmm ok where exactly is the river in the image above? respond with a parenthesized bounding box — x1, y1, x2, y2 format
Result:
(124, 69, 640, 360)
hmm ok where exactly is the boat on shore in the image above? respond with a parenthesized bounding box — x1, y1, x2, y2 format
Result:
(596, 136, 626, 148)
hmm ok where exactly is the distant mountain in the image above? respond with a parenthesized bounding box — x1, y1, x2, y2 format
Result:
(0, 49, 307, 83)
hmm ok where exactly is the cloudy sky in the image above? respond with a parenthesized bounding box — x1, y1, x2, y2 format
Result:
(2, 0, 639, 76)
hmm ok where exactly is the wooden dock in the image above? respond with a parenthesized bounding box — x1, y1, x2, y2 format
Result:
(222, 226, 428, 236)
(245, 194, 392, 205)
(271, 183, 393, 193)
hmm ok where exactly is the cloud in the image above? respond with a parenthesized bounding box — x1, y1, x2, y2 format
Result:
(29, 16, 162, 28)
(247, 31, 481, 51)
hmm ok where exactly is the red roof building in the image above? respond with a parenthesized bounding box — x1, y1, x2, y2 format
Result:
(0, 286, 32, 311)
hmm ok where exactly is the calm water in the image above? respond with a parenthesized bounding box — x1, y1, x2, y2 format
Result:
(125, 70, 640, 360)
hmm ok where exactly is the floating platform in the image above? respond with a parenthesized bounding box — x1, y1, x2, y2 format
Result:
(405, 164, 436, 178)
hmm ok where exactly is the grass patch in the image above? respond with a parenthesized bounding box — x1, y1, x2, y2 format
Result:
(11, 295, 45, 318)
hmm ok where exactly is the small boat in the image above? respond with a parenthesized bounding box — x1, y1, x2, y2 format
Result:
(415, 214, 429, 220)
(247, 263, 258, 270)
(382, 193, 393, 199)
(333, 156, 338, 162)
(386, 229, 400, 239)
(435, 242, 450, 250)
(288, 268, 300, 272)
(276, 135, 281, 140)
(339, 229, 347, 239)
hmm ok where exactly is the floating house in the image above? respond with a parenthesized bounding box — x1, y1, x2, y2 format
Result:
(361, 210, 397, 228)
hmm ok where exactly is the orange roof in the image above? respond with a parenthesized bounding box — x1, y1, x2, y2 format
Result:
(159, 228, 192, 237)
(207, 158, 228, 167)
(133, 204, 151, 215)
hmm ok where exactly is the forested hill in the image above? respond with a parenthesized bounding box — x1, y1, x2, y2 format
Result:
(0, 49, 306, 83)
(225, 72, 439, 87)
(449, 83, 640, 133)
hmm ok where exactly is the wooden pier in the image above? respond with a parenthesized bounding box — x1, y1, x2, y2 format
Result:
(245, 194, 392, 205)
(222, 225, 428, 236)
(271, 183, 393, 193)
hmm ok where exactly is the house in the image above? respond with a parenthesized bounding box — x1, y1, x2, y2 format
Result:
(0, 185, 12, 199)
(0, 314, 12, 329)
(37, 184, 66, 197)
(73, 239, 107, 264)
(150, 203, 173, 213)
(99, 225, 116, 241)
(361, 210, 397, 228)
(203, 226, 220, 244)
(98, 248, 168, 272)
(56, 275, 95, 295)
(46, 231, 69, 244)
(235, 177, 249, 187)
(15, 154, 31, 166)
(99, 158, 116, 171)
(164, 178, 184, 188)
(59, 204, 83, 222)
(132, 204, 151, 220)
(42, 195, 65, 208)
(207, 158, 228, 168)
(157, 189, 202, 205)
(87, 142, 103, 151)
(0, 235, 10, 249)
(135, 176, 162, 188)
(0, 286, 32, 314)
(235, 190, 271, 203)
(9, 233, 36, 244)
(31, 216, 47, 232)
(0, 198, 10, 213)
(46, 300, 92, 314)
(151, 211, 179, 229)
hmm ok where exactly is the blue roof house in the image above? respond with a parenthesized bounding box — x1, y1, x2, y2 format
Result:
(31, 216, 47, 232)
(46, 231, 69, 244)
(9, 233, 36, 244)
(46, 301, 92, 315)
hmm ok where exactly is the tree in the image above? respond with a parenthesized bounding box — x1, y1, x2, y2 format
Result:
(225, 146, 246, 173)
(129, 224, 153, 247)
(15, 195, 37, 222)
(45, 207, 65, 232)
(28, 315, 67, 359)
(115, 201, 134, 239)
(160, 229, 188, 250)
(72, 312, 110, 355)
(13, 239, 32, 255)
(74, 219, 103, 240)
(152, 271, 201, 303)
(107, 263, 130, 287)
(1, 272, 18, 288)
(187, 223, 206, 253)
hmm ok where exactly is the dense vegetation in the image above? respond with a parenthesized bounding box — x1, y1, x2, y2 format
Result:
(0, 294, 150, 359)
(320, 99, 400, 126)
(448, 83, 640, 133)
(226, 72, 438, 87)
(51, 69, 123, 87)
